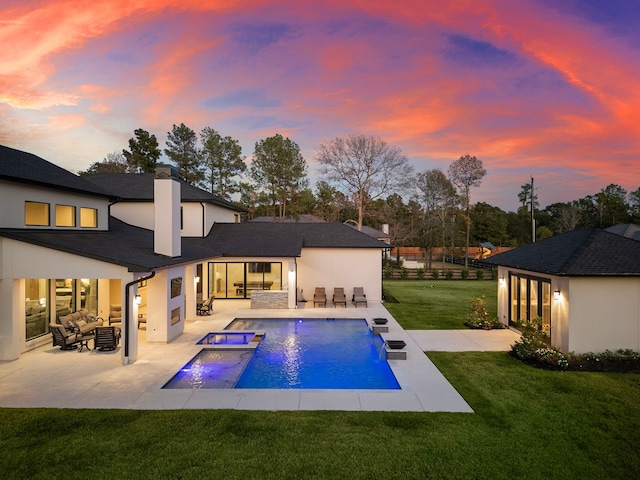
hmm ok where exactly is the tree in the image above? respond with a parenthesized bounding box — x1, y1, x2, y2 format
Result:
(595, 184, 629, 227)
(250, 134, 308, 220)
(316, 134, 413, 231)
(78, 151, 134, 176)
(122, 128, 161, 173)
(629, 187, 640, 223)
(448, 154, 486, 267)
(200, 127, 246, 198)
(415, 169, 458, 265)
(165, 123, 203, 184)
(314, 180, 349, 222)
(517, 182, 539, 210)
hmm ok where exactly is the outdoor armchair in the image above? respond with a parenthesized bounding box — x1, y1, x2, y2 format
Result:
(198, 295, 215, 315)
(49, 323, 83, 350)
(108, 304, 122, 325)
(94, 325, 121, 351)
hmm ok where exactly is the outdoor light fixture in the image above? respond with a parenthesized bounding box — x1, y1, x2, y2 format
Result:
(134, 294, 142, 305)
(195, 276, 200, 283)
(554, 289, 560, 300)
(499, 277, 506, 287)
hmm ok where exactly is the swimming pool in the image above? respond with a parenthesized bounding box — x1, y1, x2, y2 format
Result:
(163, 318, 400, 390)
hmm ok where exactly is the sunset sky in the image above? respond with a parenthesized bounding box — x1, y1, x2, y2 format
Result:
(1, 0, 639, 210)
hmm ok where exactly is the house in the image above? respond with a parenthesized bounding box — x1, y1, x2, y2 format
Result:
(0, 145, 388, 363)
(485, 229, 640, 354)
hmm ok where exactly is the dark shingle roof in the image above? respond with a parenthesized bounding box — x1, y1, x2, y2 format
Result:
(207, 222, 390, 257)
(0, 218, 222, 272)
(0, 220, 388, 272)
(485, 229, 640, 276)
(0, 144, 114, 198)
(84, 173, 245, 212)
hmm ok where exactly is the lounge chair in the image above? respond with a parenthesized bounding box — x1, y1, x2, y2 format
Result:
(313, 287, 327, 307)
(49, 323, 83, 351)
(94, 326, 121, 351)
(332, 287, 347, 308)
(198, 294, 215, 315)
(352, 287, 367, 307)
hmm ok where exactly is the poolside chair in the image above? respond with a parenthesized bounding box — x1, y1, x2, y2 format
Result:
(352, 287, 367, 308)
(198, 294, 215, 315)
(94, 325, 121, 351)
(332, 287, 347, 308)
(49, 323, 83, 350)
(313, 287, 327, 307)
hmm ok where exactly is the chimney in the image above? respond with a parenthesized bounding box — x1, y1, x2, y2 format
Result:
(382, 223, 389, 235)
(154, 164, 181, 257)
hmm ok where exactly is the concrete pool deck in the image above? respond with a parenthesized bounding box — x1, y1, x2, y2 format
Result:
(0, 302, 518, 412)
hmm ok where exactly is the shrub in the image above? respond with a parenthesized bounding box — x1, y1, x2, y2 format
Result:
(464, 296, 504, 330)
(475, 270, 484, 280)
(567, 349, 640, 372)
(445, 269, 454, 280)
(461, 268, 470, 279)
(400, 267, 409, 279)
(511, 321, 568, 370)
(416, 268, 425, 279)
(431, 269, 440, 280)
(383, 266, 393, 279)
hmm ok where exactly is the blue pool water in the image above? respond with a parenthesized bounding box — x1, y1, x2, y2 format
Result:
(163, 318, 400, 390)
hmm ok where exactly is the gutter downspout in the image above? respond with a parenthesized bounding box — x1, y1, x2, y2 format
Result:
(124, 271, 156, 363)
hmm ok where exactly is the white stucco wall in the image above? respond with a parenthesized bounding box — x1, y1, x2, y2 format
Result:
(568, 277, 640, 353)
(145, 266, 186, 343)
(297, 248, 382, 305)
(0, 180, 109, 230)
(110, 201, 239, 237)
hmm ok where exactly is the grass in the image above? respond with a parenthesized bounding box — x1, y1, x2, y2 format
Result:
(383, 279, 497, 329)
(1, 353, 638, 479)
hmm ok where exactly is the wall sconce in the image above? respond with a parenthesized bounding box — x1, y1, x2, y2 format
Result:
(134, 294, 142, 305)
(195, 276, 200, 283)
(553, 289, 560, 300)
(499, 277, 506, 287)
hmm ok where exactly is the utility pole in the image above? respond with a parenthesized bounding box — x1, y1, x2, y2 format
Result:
(531, 176, 536, 243)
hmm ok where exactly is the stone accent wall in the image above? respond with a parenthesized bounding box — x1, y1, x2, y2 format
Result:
(250, 290, 288, 309)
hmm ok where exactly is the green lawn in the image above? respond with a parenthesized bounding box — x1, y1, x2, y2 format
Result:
(1, 353, 638, 479)
(383, 279, 498, 329)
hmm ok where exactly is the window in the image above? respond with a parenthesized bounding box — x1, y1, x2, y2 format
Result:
(80, 207, 97, 227)
(25, 279, 50, 340)
(55, 204, 76, 227)
(25, 201, 50, 226)
(80, 279, 98, 313)
(509, 272, 552, 336)
(209, 262, 282, 299)
(55, 279, 75, 318)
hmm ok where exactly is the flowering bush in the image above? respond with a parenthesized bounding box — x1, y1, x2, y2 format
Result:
(464, 296, 504, 330)
(567, 349, 640, 372)
(511, 323, 568, 370)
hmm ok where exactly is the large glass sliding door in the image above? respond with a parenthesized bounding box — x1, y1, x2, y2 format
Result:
(25, 279, 50, 340)
(509, 272, 552, 335)
(209, 262, 282, 299)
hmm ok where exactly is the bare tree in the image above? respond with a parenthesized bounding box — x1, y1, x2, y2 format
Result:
(78, 151, 135, 175)
(316, 134, 413, 230)
(448, 154, 486, 267)
(416, 169, 458, 267)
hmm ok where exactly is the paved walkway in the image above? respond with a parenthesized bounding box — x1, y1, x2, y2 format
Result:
(0, 303, 518, 413)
